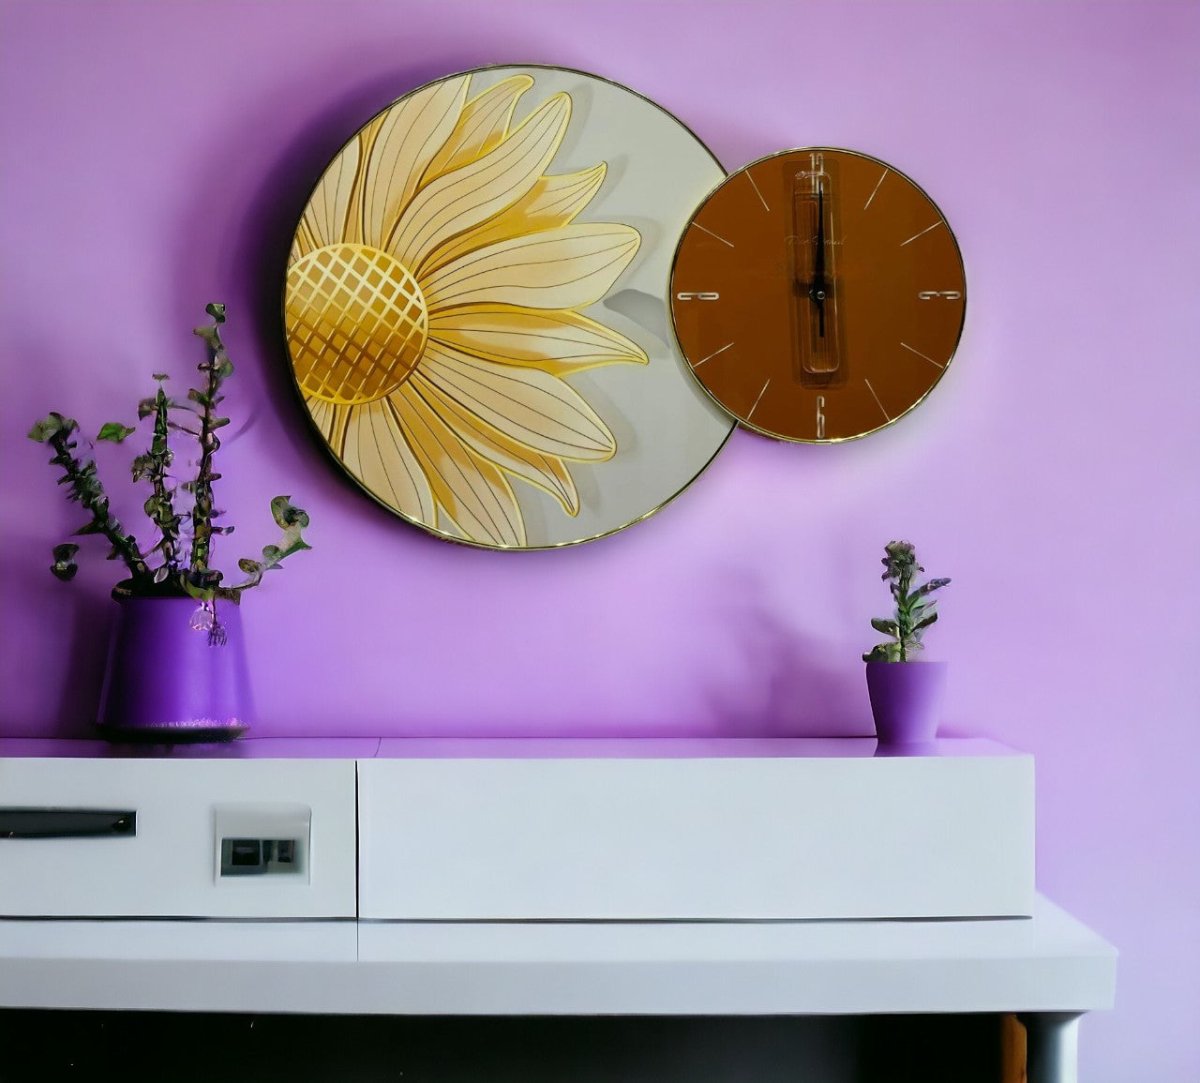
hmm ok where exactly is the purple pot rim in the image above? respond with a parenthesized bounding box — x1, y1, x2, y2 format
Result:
(112, 593, 244, 607)
(864, 659, 948, 667)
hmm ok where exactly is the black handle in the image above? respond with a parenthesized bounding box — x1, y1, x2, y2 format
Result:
(0, 808, 136, 839)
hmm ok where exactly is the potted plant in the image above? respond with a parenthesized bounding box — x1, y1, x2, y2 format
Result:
(28, 304, 311, 741)
(862, 540, 950, 745)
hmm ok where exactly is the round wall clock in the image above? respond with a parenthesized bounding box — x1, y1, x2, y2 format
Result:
(285, 65, 733, 549)
(670, 148, 966, 443)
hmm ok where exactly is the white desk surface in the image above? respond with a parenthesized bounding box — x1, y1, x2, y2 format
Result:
(0, 894, 1115, 1017)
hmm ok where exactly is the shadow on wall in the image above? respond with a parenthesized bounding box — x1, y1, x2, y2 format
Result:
(697, 566, 872, 737)
(55, 592, 114, 738)
(0, 539, 113, 738)
(179, 51, 540, 479)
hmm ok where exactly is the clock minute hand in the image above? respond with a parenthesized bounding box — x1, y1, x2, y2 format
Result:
(791, 160, 840, 377)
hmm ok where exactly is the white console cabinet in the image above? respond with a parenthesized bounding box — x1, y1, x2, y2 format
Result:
(0, 736, 1114, 1083)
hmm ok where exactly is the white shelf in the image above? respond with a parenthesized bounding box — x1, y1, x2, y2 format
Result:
(0, 895, 1114, 1017)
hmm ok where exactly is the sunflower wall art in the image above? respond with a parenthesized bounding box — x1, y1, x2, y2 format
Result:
(285, 65, 733, 549)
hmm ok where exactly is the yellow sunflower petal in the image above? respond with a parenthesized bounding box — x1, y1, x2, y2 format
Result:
(428, 304, 647, 376)
(353, 75, 470, 249)
(306, 398, 353, 454)
(412, 372, 579, 515)
(389, 93, 571, 272)
(420, 342, 616, 462)
(423, 75, 534, 182)
(421, 223, 641, 313)
(389, 386, 526, 547)
(299, 138, 361, 254)
(292, 214, 321, 263)
(340, 400, 435, 523)
(422, 164, 606, 275)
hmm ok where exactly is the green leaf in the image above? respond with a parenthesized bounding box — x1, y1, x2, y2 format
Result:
(210, 416, 231, 429)
(282, 538, 313, 558)
(28, 415, 63, 443)
(153, 373, 169, 382)
(130, 454, 154, 481)
(864, 642, 901, 663)
(97, 422, 136, 443)
(216, 360, 234, 380)
(914, 613, 939, 631)
(871, 618, 900, 637)
(238, 558, 262, 575)
(261, 544, 282, 564)
(270, 495, 310, 529)
(913, 577, 951, 598)
(205, 302, 227, 323)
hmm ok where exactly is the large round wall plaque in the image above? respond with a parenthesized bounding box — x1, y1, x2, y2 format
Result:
(285, 65, 733, 549)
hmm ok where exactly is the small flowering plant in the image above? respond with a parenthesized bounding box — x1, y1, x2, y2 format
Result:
(863, 540, 950, 662)
(28, 305, 311, 607)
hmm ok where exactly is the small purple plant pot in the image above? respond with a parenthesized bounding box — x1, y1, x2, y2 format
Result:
(97, 596, 252, 742)
(865, 660, 947, 746)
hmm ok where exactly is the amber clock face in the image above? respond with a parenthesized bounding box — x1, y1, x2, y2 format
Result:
(670, 148, 966, 442)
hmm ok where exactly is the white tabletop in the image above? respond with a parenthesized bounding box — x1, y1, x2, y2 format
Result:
(0, 894, 1115, 1016)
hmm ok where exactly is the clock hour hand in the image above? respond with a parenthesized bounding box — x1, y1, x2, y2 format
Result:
(811, 182, 828, 337)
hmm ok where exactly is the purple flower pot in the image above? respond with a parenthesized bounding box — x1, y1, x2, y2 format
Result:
(96, 596, 252, 742)
(865, 660, 947, 746)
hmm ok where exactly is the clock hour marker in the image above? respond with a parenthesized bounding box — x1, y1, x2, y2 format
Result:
(747, 378, 771, 420)
(746, 171, 770, 212)
(864, 379, 891, 421)
(864, 168, 889, 210)
(693, 222, 735, 248)
(693, 341, 734, 367)
(900, 341, 945, 369)
(900, 221, 943, 247)
(816, 395, 826, 440)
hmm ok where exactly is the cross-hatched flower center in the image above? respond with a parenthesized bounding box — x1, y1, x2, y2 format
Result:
(287, 244, 429, 405)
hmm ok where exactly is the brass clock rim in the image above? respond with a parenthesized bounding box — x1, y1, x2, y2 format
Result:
(280, 61, 735, 551)
(667, 145, 969, 445)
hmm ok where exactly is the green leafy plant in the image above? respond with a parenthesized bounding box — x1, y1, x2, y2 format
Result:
(863, 540, 949, 662)
(29, 304, 311, 603)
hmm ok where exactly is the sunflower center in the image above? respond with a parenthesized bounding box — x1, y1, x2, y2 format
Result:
(286, 244, 429, 405)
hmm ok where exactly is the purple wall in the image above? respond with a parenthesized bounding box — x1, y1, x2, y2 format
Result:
(1, 0, 1197, 1076)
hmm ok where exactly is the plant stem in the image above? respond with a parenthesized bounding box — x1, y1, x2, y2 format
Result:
(148, 388, 180, 569)
(49, 429, 149, 582)
(188, 328, 225, 586)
